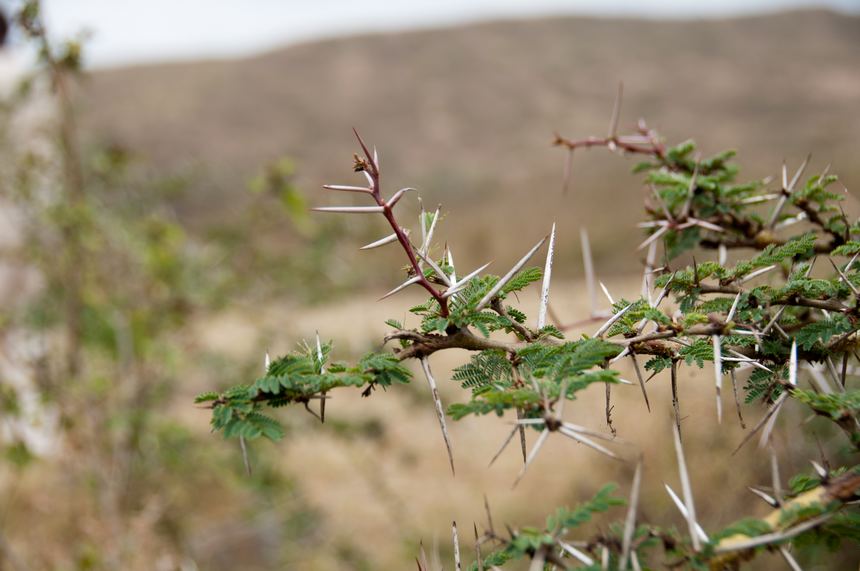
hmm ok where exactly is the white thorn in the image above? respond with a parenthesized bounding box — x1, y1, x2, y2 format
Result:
(476, 236, 547, 311)
(664, 484, 709, 543)
(581, 227, 598, 315)
(608, 81, 623, 138)
(789, 340, 798, 386)
(713, 335, 723, 424)
(442, 262, 492, 299)
(619, 458, 643, 570)
(593, 303, 633, 338)
(726, 293, 742, 322)
(739, 264, 777, 284)
(387, 187, 416, 207)
(312, 205, 384, 214)
(537, 223, 556, 329)
(360, 229, 409, 250)
(420, 206, 441, 255)
(452, 521, 461, 571)
(322, 184, 372, 194)
(599, 281, 615, 306)
(637, 224, 669, 251)
(557, 427, 619, 459)
(379, 276, 422, 300)
(513, 429, 550, 487)
(560, 542, 594, 566)
(673, 421, 701, 551)
(420, 358, 455, 475)
(414, 248, 453, 287)
(315, 331, 325, 374)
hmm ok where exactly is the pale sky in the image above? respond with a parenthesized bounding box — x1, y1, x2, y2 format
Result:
(37, 0, 860, 68)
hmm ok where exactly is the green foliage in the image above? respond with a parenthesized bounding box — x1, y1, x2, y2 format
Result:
(468, 484, 624, 571)
(448, 338, 620, 420)
(795, 315, 853, 350)
(202, 343, 412, 441)
(792, 390, 860, 421)
(678, 338, 714, 368)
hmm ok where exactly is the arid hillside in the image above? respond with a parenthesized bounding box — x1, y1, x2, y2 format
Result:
(78, 9, 860, 279)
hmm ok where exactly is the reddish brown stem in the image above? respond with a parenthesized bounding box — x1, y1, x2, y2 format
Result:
(353, 130, 450, 317)
(553, 119, 667, 162)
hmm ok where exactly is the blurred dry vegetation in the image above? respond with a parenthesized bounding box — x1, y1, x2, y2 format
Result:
(78, 10, 860, 287)
(0, 7, 857, 571)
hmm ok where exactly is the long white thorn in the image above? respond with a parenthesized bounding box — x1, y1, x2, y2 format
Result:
(789, 340, 798, 387)
(739, 264, 777, 284)
(779, 546, 803, 571)
(560, 542, 594, 565)
(442, 262, 492, 298)
(619, 458, 643, 570)
(758, 392, 788, 448)
(419, 199, 427, 259)
(360, 229, 409, 250)
(629, 353, 651, 413)
(239, 436, 252, 476)
(830, 259, 860, 295)
(447, 248, 457, 284)
(420, 206, 441, 255)
(747, 486, 779, 507)
(386, 187, 416, 207)
(673, 421, 701, 552)
(537, 223, 556, 329)
(379, 275, 422, 300)
(594, 303, 633, 338)
(600, 281, 615, 306)
(420, 358, 455, 476)
(316, 331, 327, 422)
(512, 429, 550, 487)
(414, 248, 452, 287)
(787, 154, 811, 192)
(489, 423, 521, 467)
(713, 335, 723, 424)
(315, 332, 325, 374)
(770, 445, 783, 505)
(452, 521, 461, 571)
(768, 155, 810, 228)
(558, 427, 618, 459)
(734, 392, 789, 453)
(561, 422, 619, 444)
(637, 224, 669, 251)
(581, 228, 598, 315)
(664, 484, 709, 543)
(608, 81, 623, 138)
(312, 205, 384, 214)
(476, 236, 547, 311)
(726, 293, 742, 322)
(322, 184, 372, 194)
(762, 306, 786, 335)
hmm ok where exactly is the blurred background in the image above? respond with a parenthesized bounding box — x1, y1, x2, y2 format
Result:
(0, 1, 858, 569)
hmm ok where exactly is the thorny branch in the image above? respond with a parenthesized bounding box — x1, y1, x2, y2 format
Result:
(205, 89, 860, 570)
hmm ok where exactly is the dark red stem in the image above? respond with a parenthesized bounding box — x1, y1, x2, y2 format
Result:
(353, 130, 450, 317)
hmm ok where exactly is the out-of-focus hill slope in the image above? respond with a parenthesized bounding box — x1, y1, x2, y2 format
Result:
(78, 9, 860, 276)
